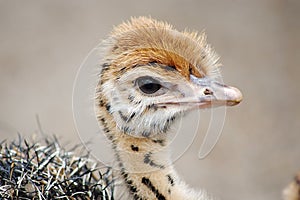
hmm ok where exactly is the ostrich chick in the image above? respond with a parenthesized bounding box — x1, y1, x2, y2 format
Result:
(96, 17, 242, 200)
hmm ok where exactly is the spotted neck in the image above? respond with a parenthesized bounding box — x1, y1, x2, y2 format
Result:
(97, 99, 209, 200)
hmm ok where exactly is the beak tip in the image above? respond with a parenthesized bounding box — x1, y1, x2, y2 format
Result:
(226, 86, 243, 106)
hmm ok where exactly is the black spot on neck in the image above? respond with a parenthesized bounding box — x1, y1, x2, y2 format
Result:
(99, 99, 104, 107)
(105, 103, 111, 113)
(131, 145, 139, 152)
(141, 177, 166, 200)
(152, 139, 165, 146)
(167, 174, 175, 186)
(144, 152, 165, 169)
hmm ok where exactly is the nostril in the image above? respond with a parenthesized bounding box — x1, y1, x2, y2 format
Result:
(203, 89, 213, 95)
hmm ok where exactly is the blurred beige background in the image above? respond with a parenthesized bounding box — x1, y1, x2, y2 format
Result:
(0, 1, 299, 200)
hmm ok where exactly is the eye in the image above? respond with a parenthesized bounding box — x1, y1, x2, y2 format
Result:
(136, 76, 162, 95)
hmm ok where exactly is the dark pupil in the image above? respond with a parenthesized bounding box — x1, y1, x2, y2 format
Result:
(137, 76, 162, 94)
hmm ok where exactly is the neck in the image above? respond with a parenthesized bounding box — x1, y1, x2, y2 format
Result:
(98, 105, 208, 200)
(113, 132, 175, 199)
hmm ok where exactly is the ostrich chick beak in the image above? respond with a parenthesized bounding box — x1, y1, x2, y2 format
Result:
(189, 74, 243, 109)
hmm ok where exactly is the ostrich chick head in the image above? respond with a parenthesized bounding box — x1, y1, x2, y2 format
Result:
(97, 17, 242, 138)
